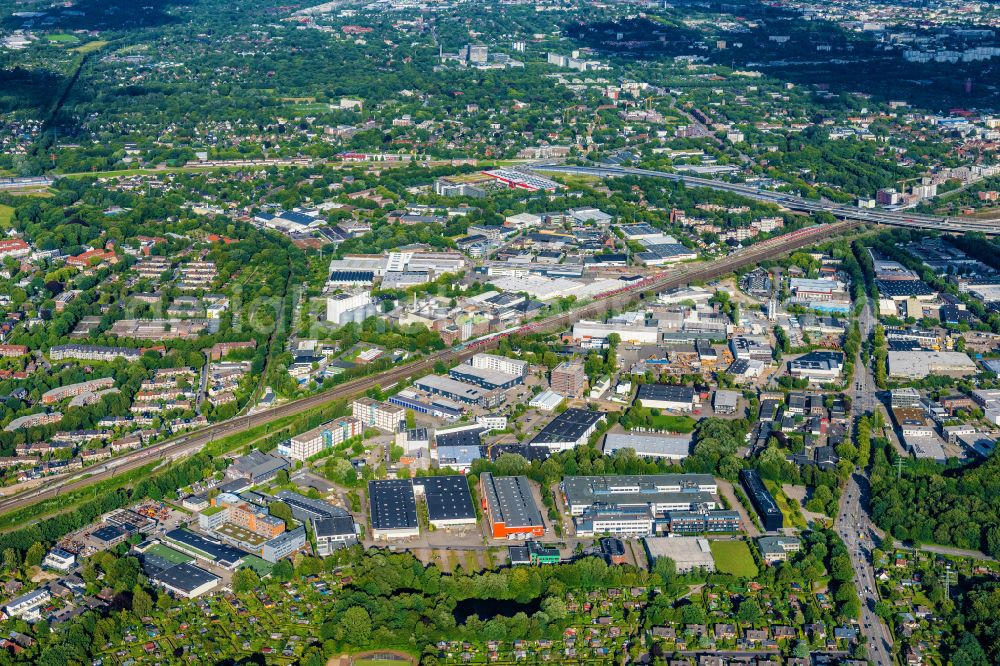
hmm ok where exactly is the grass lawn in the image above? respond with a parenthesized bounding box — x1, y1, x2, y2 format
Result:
(648, 414, 697, 433)
(710, 540, 759, 578)
(0, 204, 13, 229)
(47, 33, 80, 44)
(553, 173, 602, 188)
(765, 480, 808, 530)
(240, 555, 274, 577)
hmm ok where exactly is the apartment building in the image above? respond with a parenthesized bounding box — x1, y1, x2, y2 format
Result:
(352, 397, 405, 433)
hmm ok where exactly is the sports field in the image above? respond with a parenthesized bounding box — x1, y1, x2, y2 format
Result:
(710, 540, 759, 578)
(146, 543, 193, 565)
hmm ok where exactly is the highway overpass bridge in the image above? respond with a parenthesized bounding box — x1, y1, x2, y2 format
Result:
(530, 164, 1000, 235)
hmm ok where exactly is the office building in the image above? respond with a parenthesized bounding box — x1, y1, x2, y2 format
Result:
(663, 510, 741, 534)
(508, 541, 560, 566)
(479, 472, 545, 539)
(313, 516, 359, 556)
(890, 388, 922, 409)
(713, 390, 739, 415)
(261, 526, 307, 563)
(574, 504, 654, 537)
(550, 361, 587, 398)
(788, 351, 844, 383)
(563, 474, 718, 516)
(740, 469, 782, 531)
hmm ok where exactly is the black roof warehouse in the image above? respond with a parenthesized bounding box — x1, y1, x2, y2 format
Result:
(413, 475, 477, 527)
(529, 408, 606, 452)
(369, 479, 419, 538)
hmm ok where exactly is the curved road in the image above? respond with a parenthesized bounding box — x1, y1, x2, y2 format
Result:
(0, 220, 858, 520)
(530, 164, 1000, 235)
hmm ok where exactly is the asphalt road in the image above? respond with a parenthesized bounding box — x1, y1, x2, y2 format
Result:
(531, 164, 1000, 235)
(838, 298, 895, 666)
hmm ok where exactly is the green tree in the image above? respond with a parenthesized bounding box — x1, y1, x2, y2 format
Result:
(269, 501, 294, 528)
(233, 567, 260, 593)
(342, 606, 372, 646)
(131, 585, 153, 618)
(24, 542, 45, 568)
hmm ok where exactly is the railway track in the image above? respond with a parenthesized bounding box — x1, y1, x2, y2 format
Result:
(0, 220, 857, 520)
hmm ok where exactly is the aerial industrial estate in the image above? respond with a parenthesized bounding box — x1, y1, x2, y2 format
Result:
(2, 0, 1000, 664)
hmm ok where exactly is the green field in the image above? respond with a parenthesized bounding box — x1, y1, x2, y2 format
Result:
(648, 414, 697, 433)
(710, 540, 759, 578)
(239, 555, 274, 577)
(72, 40, 109, 54)
(146, 543, 193, 565)
(0, 204, 13, 228)
(47, 33, 80, 44)
(765, 480, 808, 530)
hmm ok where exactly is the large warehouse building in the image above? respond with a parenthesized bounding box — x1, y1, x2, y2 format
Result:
(479, 472, 545, 539)
(529, 408, 606, 452)
(412, 475, 477, 529)
(368, 479, 419, 539)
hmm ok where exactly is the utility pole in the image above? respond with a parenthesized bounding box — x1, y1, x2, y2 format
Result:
(940, 565, 957, 599)
(895, 457, 904, 480)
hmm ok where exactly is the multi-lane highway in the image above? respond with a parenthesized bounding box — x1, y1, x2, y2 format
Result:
(530, 164, 1000, 235)
(838, 474, 894, 666)
(0, 219, 859, 521)
(838, 298, 895, 666)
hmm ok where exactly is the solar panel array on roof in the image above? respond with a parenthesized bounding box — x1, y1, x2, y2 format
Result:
(92, 525, 126, 543)
(368, 479, 418, 531)
(274, 490, 349, 523)
(151, 562, 220, 594)
(530, 408, 605, 447)
(414, 475, 476, 523)
(329, 270, 374, 283)
(636, 384, 696, 404)
(312, 515, 357, 538)
(435, 428, 484, 449)
(875, 279, 934, 297)
(164, 529, 248, 568)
